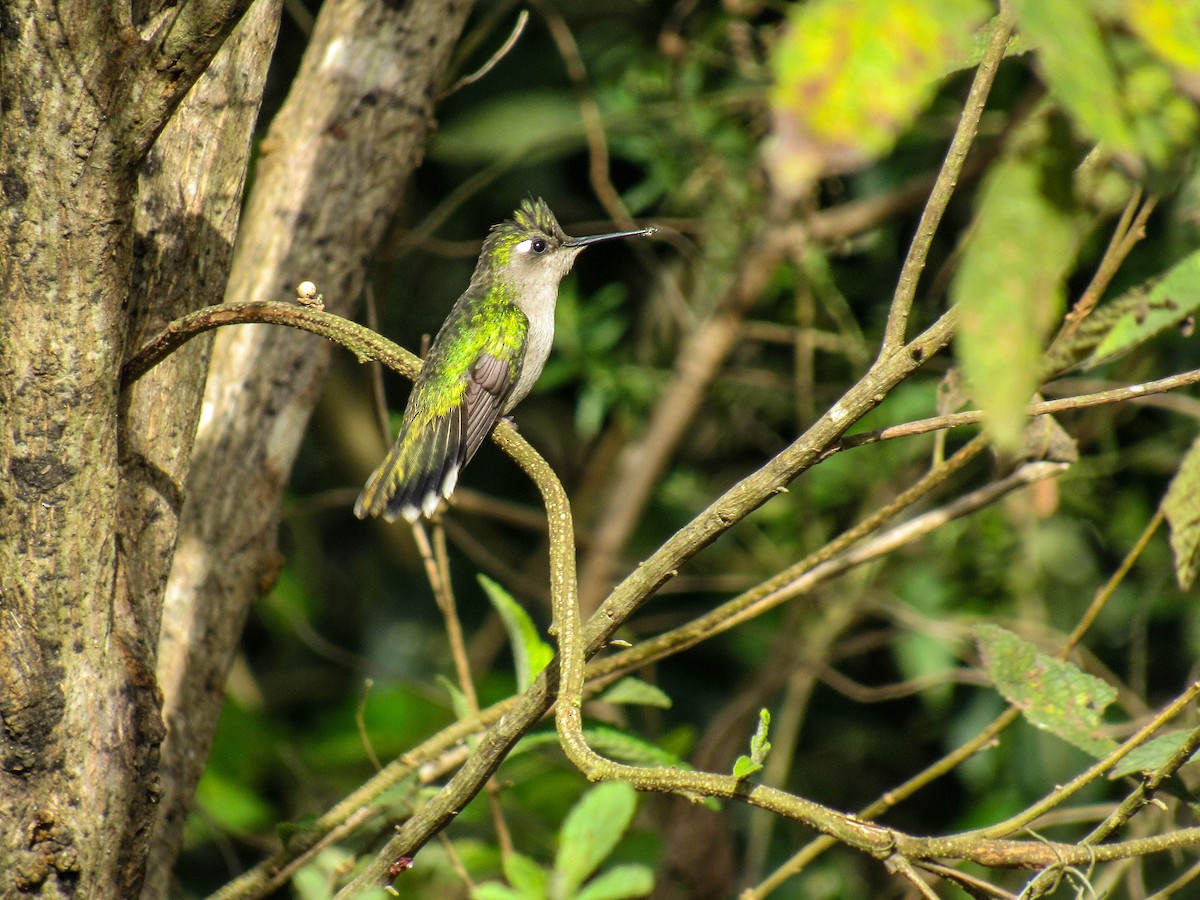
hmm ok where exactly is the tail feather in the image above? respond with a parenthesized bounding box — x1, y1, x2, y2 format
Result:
(354, 412, 464, 522)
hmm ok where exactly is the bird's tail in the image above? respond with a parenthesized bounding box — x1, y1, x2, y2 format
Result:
(354, 409, 464, 523)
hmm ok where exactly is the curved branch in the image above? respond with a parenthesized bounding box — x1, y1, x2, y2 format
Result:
(123, 299, 420, 386)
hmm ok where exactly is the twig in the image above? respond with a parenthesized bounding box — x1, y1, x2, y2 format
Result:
(363, 282, 393, 445)
(356, 679, 382, 772)
(441, 11, 529, 97)
(1063, 508, 1165, 652)
(576, 220, 790, 612)
(586, 436, 991, 679)
(966, 683, 1200, 843)
(830, 368, 1200, 455)
(1019, 721, 1200, 898)
(411, 522, 478, 713)
(411, 522, 514, 858)
(1050, 191, 1158, 353)
(819, 665, 990, 704)
(1146, 856, 1200, 899)
(887, 855, 942, 900)
(880, 13, 1013, 354)
(913, 860, 1018, 899)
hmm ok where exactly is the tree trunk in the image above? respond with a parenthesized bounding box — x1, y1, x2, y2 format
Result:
(0, 1, 254, 890)
(145, 0, 471, 892)
(0, 0, 468, 891)
(128, 2, 283, 894)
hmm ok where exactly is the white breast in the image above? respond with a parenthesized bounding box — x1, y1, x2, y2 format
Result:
(506, 280, 558, 412)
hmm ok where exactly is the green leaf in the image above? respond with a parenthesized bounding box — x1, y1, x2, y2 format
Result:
(749, 708, 772, 763)
(479, 575, 554, 691)
(194, 769, 276, 834)
(503, 851, 549, 899)
(292, 847, 355, 900)
(597, 678, 673, 709)
(1083, 249, 1200, 368)
(1010, 0, 1135, 155)
(733, 709, 772, 780)
(584, 726, 691, 769)
(767, 0, 990, 194)
(471, 885, 528, 900)
(1109, 728, 1200, 779)
(1124, 0, 1200, 75)
(436, 675, 472, 722)
(573, 864, 655, 900)
(1165, 437, 1200, 590)
(552, 782, 639, 898)
(975, 624, 1118, 757)
(953, 139, 1080, 453)
(732, 756, 763, 780)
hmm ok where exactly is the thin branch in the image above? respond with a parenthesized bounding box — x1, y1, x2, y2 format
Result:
(1146, 856, 1200, 899)
(441, 10, 529, 97)
(411, 522, 515, 859)
(122, 299, 419, 386)
(355, 679, 382, 772)
(887, 855, 942, 900)
(363, 282, 394, 445)
(1050, 191, 1158, 353)
(412, 522, 479, 713)
(912, 860, 1018, 899)
(879, 12, 1013, 353)
(577, 220, 789, 611)
(830, 368, 1200, 455)
(1019, 721, 1200, 897)
(1063, 508, 1165, 652)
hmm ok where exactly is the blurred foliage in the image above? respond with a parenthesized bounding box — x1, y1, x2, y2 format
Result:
(182, 1, 1200, 898)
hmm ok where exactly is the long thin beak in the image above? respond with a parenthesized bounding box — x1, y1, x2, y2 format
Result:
(563, 225, 658, 248)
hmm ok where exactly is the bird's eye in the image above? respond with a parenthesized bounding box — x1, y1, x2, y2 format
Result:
(532, 238, 548, 253)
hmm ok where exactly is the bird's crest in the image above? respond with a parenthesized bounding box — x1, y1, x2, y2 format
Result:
(509, 197, 567, 241)
(477, 198, 569, 272)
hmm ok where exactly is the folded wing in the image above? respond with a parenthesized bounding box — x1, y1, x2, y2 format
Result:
(354, 351, 516, 523)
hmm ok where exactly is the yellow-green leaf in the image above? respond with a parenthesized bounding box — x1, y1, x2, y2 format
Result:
(1109, 727, 1200, 779)
(1085, 249, 1200, 368)
(1165, 437, 1200, 590)
(599, 677, 673, 709)
(953, 145, 1079, 452)
(1011, 0, 1135, 155)
(1125, 0, 1200, 75)
(574, 864, 654, 900)
(479, 575, 554, 691)
(553, 783, 638, 898)
(767, 0, 990, 194)
(976, 624, 1118, 757)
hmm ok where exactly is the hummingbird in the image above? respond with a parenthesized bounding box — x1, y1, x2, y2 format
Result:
(355, 198, 656, 523)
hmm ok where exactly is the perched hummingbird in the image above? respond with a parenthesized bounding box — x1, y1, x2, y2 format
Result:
(355, 198, 656, 523)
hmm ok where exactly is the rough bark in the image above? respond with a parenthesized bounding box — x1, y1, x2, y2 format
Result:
(129, 3, 284, 896)
(0, 3, 252, 896)
(148, 0, 471, 890)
